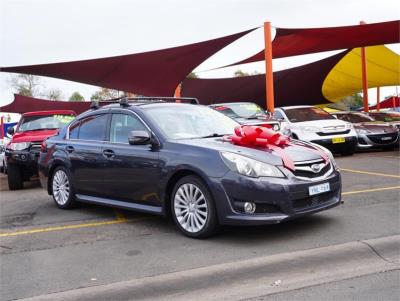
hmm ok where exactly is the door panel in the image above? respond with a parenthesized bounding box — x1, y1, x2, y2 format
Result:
(102, 113, 162, 205)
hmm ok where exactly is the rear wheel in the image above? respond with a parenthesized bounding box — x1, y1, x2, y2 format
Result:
(51, 167, 76, 209)
(171, 175, 218, 238)
(7, 164, 23, 190)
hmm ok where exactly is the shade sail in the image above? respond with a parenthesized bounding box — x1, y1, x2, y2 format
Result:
(322, 45, 400, 101)
(182, 50, 349, 107)
(223, 20, 400, 67)
(0, 94, 93, 114)
(370, 96, 399, 109)
(0, 28, 255, 96)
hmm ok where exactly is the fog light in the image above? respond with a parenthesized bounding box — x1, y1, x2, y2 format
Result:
(244, 202, 256, 214)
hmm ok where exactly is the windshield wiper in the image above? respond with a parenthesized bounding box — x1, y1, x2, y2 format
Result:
(196, 133, 227, 139)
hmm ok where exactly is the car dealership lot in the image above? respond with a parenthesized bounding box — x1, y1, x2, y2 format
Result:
(1, 150, 399, 301)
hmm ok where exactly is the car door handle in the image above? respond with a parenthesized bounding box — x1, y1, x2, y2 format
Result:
(102, 149, 115, 158)
(65, 146, 75, 153)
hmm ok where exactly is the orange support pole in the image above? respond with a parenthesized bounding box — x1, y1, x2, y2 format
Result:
(376, 87, 380, 111)
(393, 97, 396, 108)
(360, 21, 369, 112)
(0, 116, 4, 140)
(264, 22, 275, 113)
(174, 83, 182, 103)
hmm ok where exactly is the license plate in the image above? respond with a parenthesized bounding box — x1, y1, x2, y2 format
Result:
(309, 183, 330, 196)
(332, 137, 345, 144)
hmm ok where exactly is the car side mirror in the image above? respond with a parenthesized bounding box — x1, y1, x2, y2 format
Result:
(128, 130, 151, 145)
(7, 127, 14, 135)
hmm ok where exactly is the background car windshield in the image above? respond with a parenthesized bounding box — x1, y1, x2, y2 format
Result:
(145, 105, 238, 139)
(284, 107, 335, 122)
(336, 113, 374, 123)
(18, 114, 75, 132)
(220, 103, 266, 118)
(369, 113, 400, 122)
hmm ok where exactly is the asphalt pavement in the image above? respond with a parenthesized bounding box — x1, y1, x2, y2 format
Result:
(0, 150, 399, 300)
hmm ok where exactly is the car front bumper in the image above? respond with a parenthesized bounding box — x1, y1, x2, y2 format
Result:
(356, 132, 399, 148)
(209, 167, 341, 226)
(5, 148, 40, 173)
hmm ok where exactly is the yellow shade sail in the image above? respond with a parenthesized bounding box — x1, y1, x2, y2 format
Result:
(322, 45, 400, 102)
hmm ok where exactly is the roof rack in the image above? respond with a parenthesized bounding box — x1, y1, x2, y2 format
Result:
(90, 96, 199, 110)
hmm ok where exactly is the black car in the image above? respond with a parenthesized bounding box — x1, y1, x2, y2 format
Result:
(209, 102, 281, 131)
(39, 98, 342, 238)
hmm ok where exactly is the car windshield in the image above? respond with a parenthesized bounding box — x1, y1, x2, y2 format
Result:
(17, 114, 75, 132)
(284, 107, 335, 122)
(144, 105, 238, 139)
(369, 113, 400, 122)
(213, 103, 267, 119)
(335, 113, 374, 123)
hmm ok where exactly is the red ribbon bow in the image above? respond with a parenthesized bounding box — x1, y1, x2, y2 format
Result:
(225, 125, 328, 171)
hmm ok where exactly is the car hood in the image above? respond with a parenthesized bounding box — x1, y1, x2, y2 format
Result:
(354, 122, 398, 133)
(175, 137, 323, 166)
(11, 129, 59, 143)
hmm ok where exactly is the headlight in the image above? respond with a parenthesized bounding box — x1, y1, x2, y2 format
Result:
(309, 143, 338, 170)
(220, 152, 284, 178)
(272, 124, 280, 131)
(301, 126, 320, 133)
(7, 142, 31, 151)
(355, 128, 369, 134)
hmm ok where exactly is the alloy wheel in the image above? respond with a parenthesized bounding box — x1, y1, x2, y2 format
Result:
(52, 170, 70, 205)
(174, 183, 208, 233)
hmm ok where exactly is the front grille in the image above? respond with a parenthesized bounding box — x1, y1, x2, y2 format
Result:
(292, 190, 335, 211)
(316, 129, 350, 136)
(367, 132, 398, 144)
(292, 159, 332, 179)
(29, 142, 42, 153)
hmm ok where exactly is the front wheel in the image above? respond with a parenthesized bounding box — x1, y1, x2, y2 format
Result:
(171, 176, 218, 238)
(51, 167, 76, 209)
(7, 164, 23, 190)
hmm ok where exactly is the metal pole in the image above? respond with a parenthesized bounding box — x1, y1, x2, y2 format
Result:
(360, 21, 369, 112)
(0, 116, 4, 140)
(174, 83, 182, 103)
(264, 22, 275, 113)
(376, 87, 380, 111)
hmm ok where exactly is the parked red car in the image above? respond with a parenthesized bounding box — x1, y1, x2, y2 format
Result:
(5, 110, 76, 190)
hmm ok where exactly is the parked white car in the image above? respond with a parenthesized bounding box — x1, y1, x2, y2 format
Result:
(274, 106, 358, 155)
(0, 139, 8, 173)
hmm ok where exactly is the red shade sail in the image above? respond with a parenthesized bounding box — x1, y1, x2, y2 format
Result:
(0, 94, 93, 114)
(224, 20, 400, 67)
(182, 50, 349, 107)
(369, 96, 399, 110)
(0, 28, 255, 96)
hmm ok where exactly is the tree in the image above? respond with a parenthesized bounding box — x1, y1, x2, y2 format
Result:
(10, 74, 41, 97)
(46, 88, 64, 100)
(234, 69, 250, 77)
(233, 70, 260, 77)
(186, 72, 198, 79)
(90, 88, 120, 101)
(327, 93, 364, 111)
(69, 91, 85, 102)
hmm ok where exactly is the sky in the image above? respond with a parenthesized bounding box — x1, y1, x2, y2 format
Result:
(0, 0, 399, 111)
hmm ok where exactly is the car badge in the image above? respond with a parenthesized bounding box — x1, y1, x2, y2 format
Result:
(311, 164, 322, 173)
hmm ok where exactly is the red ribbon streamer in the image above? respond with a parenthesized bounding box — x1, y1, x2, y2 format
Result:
(225, 125, 328, 171)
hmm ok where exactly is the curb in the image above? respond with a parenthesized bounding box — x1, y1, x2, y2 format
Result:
(19, 235, 400, 301)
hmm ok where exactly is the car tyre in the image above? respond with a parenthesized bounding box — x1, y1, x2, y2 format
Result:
(340, 144, 356, 156)
(7, 163, 23, 190)
(51, 166, 76, 209)
(171, 175, 218, 238)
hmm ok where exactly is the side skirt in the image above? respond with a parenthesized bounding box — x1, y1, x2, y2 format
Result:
(76, 194, 163, 215)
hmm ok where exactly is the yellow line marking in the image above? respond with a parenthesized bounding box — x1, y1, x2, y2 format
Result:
(341, 168, 400, 179)
(342, 186, 400, 196)
(0, 218, 147, 238)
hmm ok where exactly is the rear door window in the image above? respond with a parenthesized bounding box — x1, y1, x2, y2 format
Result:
(74, 114, 108, 141)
